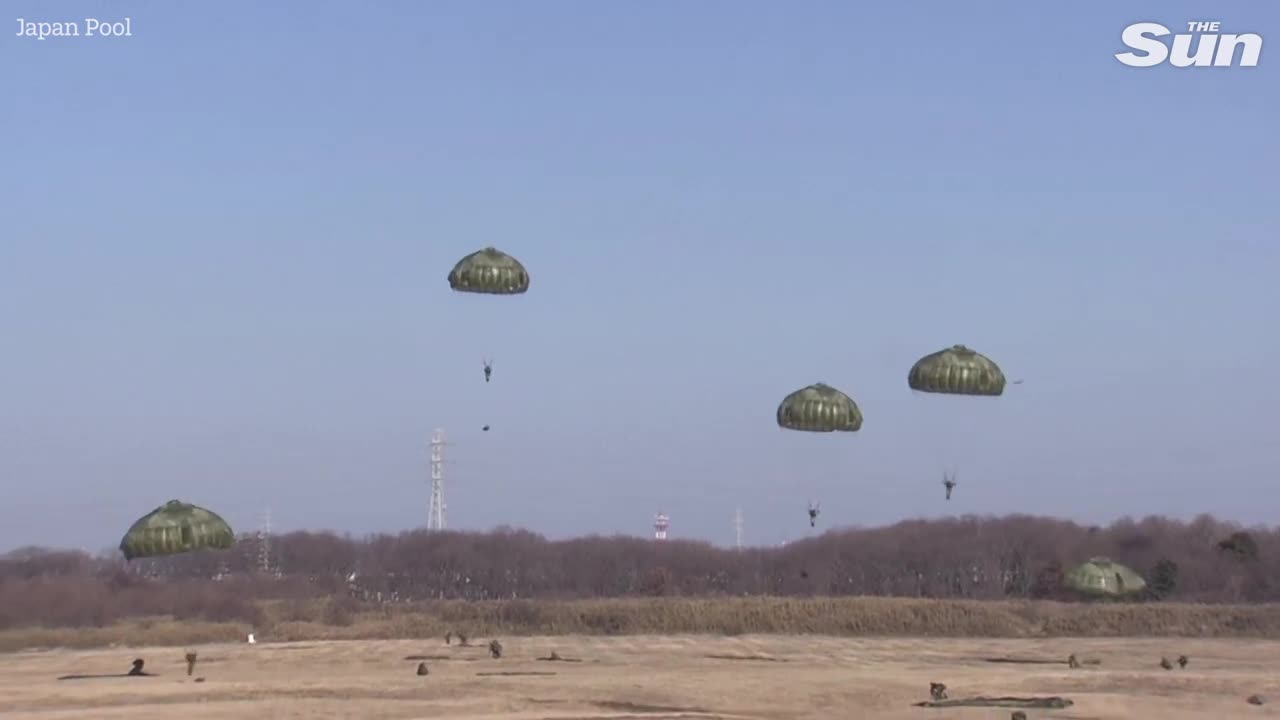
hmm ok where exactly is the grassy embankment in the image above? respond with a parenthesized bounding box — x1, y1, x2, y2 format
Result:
(5, 596, 1280, 652)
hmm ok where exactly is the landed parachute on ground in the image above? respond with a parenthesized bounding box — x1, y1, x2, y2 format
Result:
(447, 247, 530, 295)
(1064, 557, 1147, 597)
(777, 383, 863, 433)
(119, 500, 235, 561)
(908, 344, 1006, 396)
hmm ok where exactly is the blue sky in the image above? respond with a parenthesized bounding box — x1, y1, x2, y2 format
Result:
(2, 1, 1276, 552)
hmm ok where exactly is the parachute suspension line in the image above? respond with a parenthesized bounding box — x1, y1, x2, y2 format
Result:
(481, 355, 494, 432)
(933, 425, 966, 500)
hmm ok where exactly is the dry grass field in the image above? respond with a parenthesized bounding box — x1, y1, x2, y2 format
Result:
(3, 634, 1280, 720)
(6, 599, 1280, 719)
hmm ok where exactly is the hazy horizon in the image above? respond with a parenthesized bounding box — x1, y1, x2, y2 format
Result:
(3, 1, 1277, 553)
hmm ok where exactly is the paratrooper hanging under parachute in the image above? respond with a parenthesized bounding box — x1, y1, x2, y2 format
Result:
(943, 471, 957, 500)
(775, 383, 861, 530)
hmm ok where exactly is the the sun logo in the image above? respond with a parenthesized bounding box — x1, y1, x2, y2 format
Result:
(1115, 21, 1263, 68)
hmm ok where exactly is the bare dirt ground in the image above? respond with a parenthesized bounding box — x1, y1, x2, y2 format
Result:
(3, 635, 1278, 720)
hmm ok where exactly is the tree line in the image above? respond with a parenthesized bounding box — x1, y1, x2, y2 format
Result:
(0, 513, 1275, 630)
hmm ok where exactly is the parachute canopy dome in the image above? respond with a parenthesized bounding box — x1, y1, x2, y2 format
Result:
(1064, 557, 1147, 597)
(447, 247, 530, 295)
(908, 344, 1006, 396)
(777, 383, 863, 433)
(119, 500, 235, 561)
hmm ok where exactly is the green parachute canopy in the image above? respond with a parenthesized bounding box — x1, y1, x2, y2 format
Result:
(908, 344, 1006, 396)
(777, 383, 863, 433)
(447, 247, 530, 295)
(119, 500, 235, 561)
(1064, 557, 1147, 597)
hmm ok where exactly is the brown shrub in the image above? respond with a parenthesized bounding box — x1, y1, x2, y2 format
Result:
(322, 596, 359, 627)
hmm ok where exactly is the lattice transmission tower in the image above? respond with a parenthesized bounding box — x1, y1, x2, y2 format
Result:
(427, 429, 448, 531)
(256, 508, 276, 575)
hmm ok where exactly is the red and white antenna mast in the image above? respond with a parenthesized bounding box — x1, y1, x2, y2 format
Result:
(653, 512, 670, 540)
